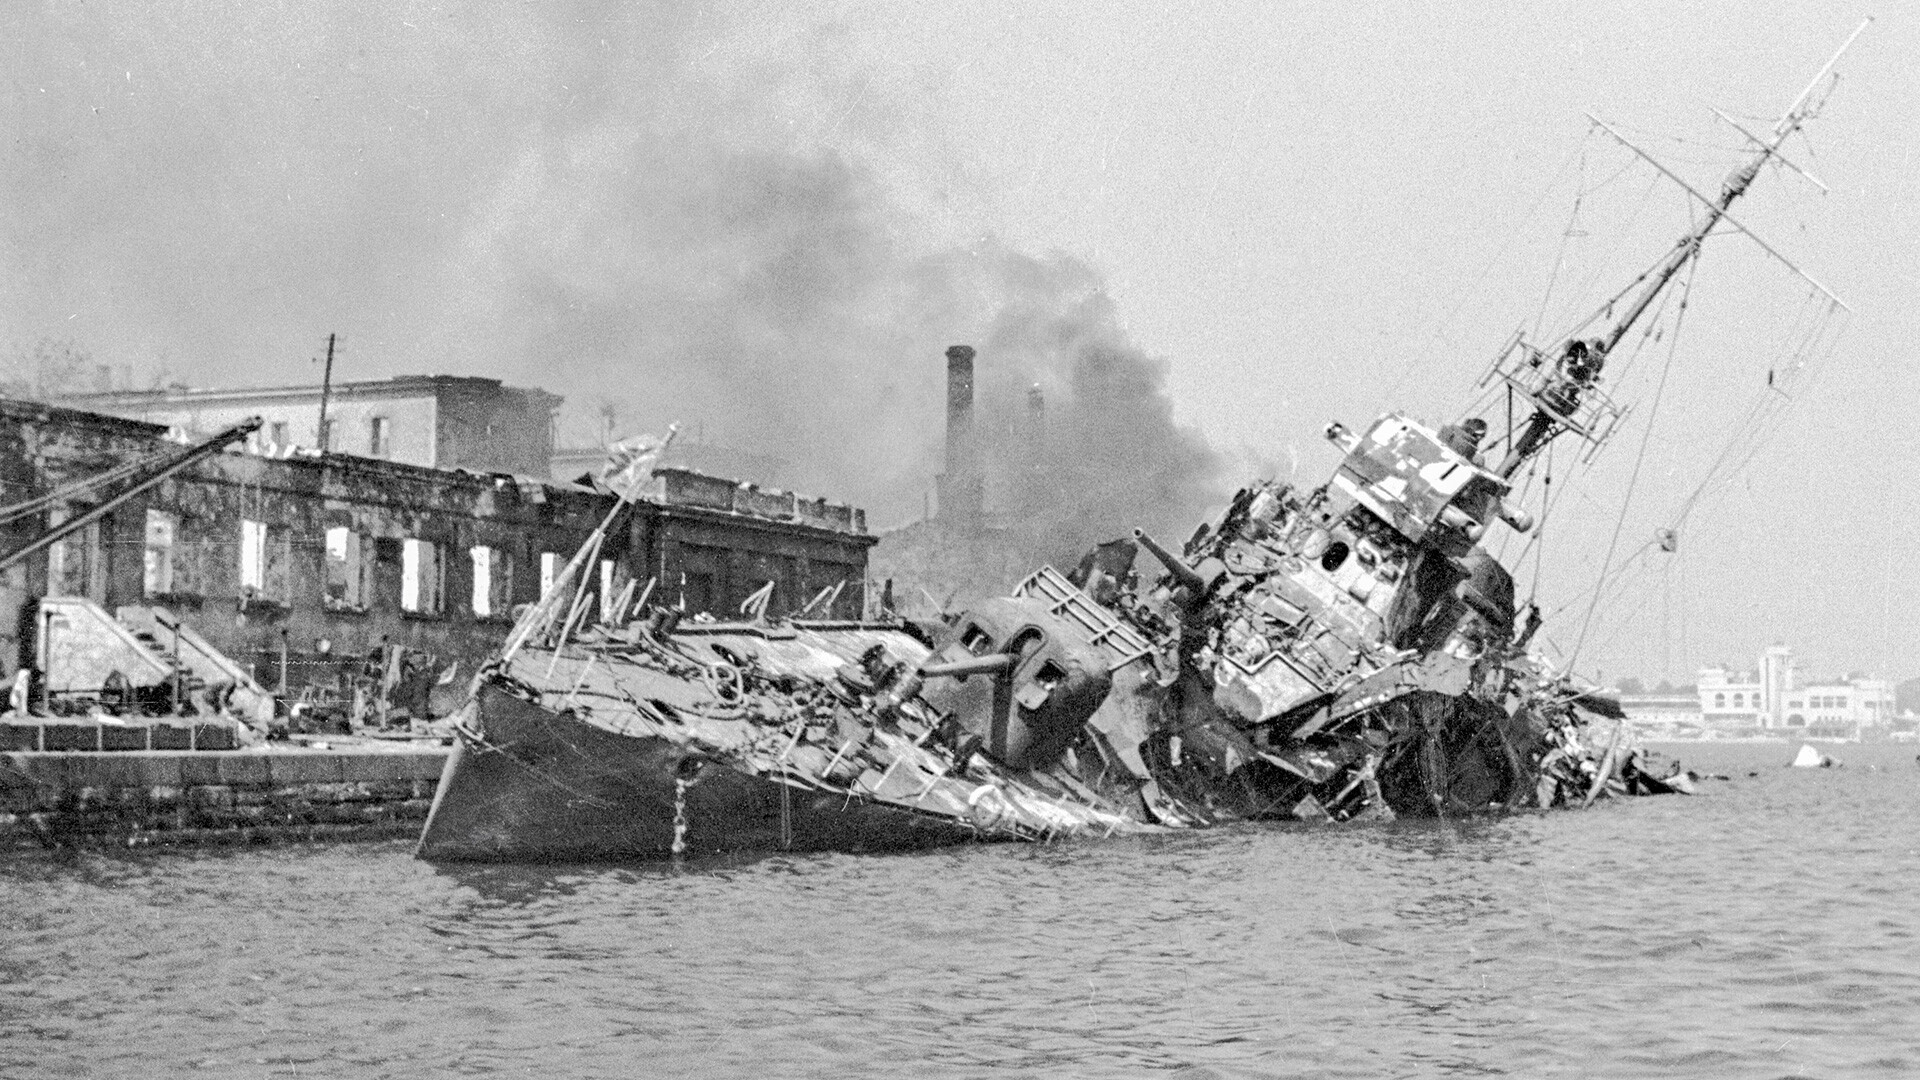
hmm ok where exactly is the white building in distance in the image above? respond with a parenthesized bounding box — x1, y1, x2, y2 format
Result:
(1697, 644, 1893, 737)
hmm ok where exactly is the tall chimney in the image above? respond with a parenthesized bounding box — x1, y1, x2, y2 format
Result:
(1021, 382, 1047, 510)
(938, 344, 983, 525)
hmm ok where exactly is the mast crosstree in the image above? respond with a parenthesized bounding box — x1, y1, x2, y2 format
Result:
(1481, 17, 1869, 482)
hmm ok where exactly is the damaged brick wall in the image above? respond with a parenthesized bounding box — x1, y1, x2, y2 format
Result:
(0, 401, 877, 719)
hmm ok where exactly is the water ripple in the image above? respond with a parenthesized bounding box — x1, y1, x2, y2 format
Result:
(2, 741, 1918, 1077)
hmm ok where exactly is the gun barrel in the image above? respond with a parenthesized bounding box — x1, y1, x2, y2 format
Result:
(1133, 528, 1204, 592)
(919, 653, 1013, 679)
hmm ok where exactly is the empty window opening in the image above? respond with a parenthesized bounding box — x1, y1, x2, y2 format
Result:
(239, 519, 290, 602)
(471, 545, 514, 617)
(540, 551, 561, 601)
(402, 538, 444, 614)
(325, 527, 368, 609)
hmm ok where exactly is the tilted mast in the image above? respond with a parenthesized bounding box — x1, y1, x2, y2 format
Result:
(1488, 18, 1868, 480)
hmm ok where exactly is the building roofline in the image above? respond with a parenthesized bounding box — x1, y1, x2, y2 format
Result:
(0, 395, 171, 438)
(10, 399, 867, 541)
(57, 375, 562, 409)
(649, 500, 879, 546)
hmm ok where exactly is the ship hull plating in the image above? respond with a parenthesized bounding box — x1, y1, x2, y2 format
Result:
(418, 682, 987, 862)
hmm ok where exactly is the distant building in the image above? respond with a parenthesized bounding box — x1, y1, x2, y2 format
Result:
(59, 376, 562, 478)
(1696, 644, 1893, 736)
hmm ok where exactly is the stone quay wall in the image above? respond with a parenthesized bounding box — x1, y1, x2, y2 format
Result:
(0, 746, 449, 848)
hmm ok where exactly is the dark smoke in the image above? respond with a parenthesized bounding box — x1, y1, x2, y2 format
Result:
(952, 247, 1229, 564)
(3, 4, 1228, 564)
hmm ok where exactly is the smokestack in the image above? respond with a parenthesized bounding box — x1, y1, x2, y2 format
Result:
(1020, 382, 1047, 510)
(938, 344, 983, 526)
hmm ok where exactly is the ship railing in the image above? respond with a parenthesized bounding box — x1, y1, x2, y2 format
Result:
(1479, 330, 1628, 462)
(1013, 566, 1154, 672)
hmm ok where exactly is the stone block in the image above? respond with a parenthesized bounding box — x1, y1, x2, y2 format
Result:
(99, 724, 150, 752)
(302, 782, 360, 804)
(187, 785, 235, 810)
(150, 723, 194, 750)
(214, 753, 271, 787)
(268, 753, 344, 786)
(136, 754, 190, 789)
(0, 722, 42, 751)
(72, 754, 149, 789)
(336, 753, 397, 784)
(146, 785, 184, 808)
(0, 754, 63, 811)
(193, 723, 236, 751)
(41, 722, 100, 752)
(179, 753, 222, 786)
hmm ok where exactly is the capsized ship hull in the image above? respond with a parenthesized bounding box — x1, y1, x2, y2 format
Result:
(418, 683, 984, 859)
(417, 618, 1151, 862)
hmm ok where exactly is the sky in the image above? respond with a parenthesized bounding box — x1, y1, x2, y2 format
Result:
(3, 1, 1915, 685)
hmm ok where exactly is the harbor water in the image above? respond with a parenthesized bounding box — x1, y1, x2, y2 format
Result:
(2, 741, 1916, 1079)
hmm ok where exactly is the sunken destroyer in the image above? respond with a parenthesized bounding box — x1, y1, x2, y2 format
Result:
(415, 44, 1861, 861)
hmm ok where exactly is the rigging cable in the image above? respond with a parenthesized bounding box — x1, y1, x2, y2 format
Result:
(1568, 253, 1698, 671)
(1532, 139, 1590, 342)
(1380, 136, 1590, 404)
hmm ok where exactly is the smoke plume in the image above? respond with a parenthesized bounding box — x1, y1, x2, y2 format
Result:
(3, 3, 1228, 565)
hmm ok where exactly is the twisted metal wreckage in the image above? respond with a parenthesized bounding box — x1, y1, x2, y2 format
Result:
(416, 35, 1864, 861)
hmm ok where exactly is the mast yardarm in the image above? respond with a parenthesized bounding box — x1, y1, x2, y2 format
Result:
(1488, 18, 1868, 480)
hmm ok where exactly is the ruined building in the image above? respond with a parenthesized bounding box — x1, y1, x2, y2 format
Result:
(0, 398, 872, 720)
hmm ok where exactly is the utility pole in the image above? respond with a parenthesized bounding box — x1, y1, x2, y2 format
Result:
(316, 332, 337, 453)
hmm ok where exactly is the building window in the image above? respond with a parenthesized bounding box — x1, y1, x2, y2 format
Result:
(325, 527, 369, 609)
(240, 520, 266, 591)
(540, 552, 561, 601)
(1732, 693, 1744, 708)
(402, 538, 444, 614)
(369, 416, 390, 458)
(239, 519, 290, 603)
(1713, 693, 1725, 708)
(471, 545, 513, 617)
(144, 509, 177, 597)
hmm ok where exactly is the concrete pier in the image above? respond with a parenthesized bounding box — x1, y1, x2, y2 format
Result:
(0, 744, 449, 849)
